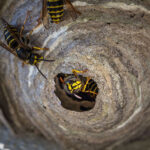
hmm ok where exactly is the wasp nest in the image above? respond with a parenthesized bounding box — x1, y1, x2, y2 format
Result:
(0, 0, 150, 150)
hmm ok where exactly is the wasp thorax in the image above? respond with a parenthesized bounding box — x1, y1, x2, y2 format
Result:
(54, 72, 99, 112)
(16, 47, 30, 60)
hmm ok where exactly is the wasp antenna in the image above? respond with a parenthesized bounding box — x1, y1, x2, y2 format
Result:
(35, 64, 47, 80)
(42, 59, 55, 62)
(35, 58, 55, 62)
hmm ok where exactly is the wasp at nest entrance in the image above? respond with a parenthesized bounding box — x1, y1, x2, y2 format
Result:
(54, 69, 99, 112)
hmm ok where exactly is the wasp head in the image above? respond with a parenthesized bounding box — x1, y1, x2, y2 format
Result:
(28, 53, 43, 65)
(63, 76, 83, 95)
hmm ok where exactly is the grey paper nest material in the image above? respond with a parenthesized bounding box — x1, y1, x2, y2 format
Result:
(0, 0, 150, 150)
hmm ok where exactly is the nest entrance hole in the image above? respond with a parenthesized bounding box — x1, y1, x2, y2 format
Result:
(54, 72, 99, 112)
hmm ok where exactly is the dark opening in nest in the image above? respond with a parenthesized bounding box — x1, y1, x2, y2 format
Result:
(54, 72, 99, 112)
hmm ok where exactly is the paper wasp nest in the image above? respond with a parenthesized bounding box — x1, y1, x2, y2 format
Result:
(0, 0, 150, 150)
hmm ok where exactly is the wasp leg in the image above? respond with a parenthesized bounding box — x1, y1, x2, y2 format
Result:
(0, 40, 17, 57)
(20, 11, 31, 38)
(42, 0, 50, 29)
(26, 12, 48, 40)
(35, 0, 49, 28)
(22, 60, 29, 67)
(59, 77, 65, 83)
(20, 10, 41, 40)
(32, 46, 49, 51)
(72, 69, 88, 78)
(27, 11, 43, 38)
(29, 0, 49, 32)
(26, 29, 33, 40)
(22, 62, 26, 67)
(64, 0, 81, 19)
(82, 77, 91, 92)
(37, 10, 43, 25)
(82, 90, 98, 95)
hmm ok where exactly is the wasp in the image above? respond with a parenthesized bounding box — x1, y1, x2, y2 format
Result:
(57, 69, 99, 101)
(40, 0, 81, 28)
(0, 12, 54, 79)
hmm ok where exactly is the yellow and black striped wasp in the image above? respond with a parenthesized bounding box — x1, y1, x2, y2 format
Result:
(0, 12, 54, 79)
(57, 69, 99, 101)
(40, 0, 81, 28)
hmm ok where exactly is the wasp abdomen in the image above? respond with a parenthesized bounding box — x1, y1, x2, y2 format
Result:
(87, 79, 98, 92)
(4, 26, 19, 49)
(47, 0, 64, 23)
(83, 79, 99, 97)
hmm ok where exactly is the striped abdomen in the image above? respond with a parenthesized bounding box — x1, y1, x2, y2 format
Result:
(84, 79, 99, 97)
(4, 25, 19, 49)
(47, 0, 64, 23)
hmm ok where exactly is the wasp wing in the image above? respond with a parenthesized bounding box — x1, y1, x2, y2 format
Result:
(1, 18, 19, 38)
(1, 18, 30, 50)
(42, 0, 50, 29)
(0, 40, 18, 57)
(64, 0, 81, 20)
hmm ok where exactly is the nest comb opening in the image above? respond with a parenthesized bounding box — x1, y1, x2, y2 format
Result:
(54, 72, 99, 112)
